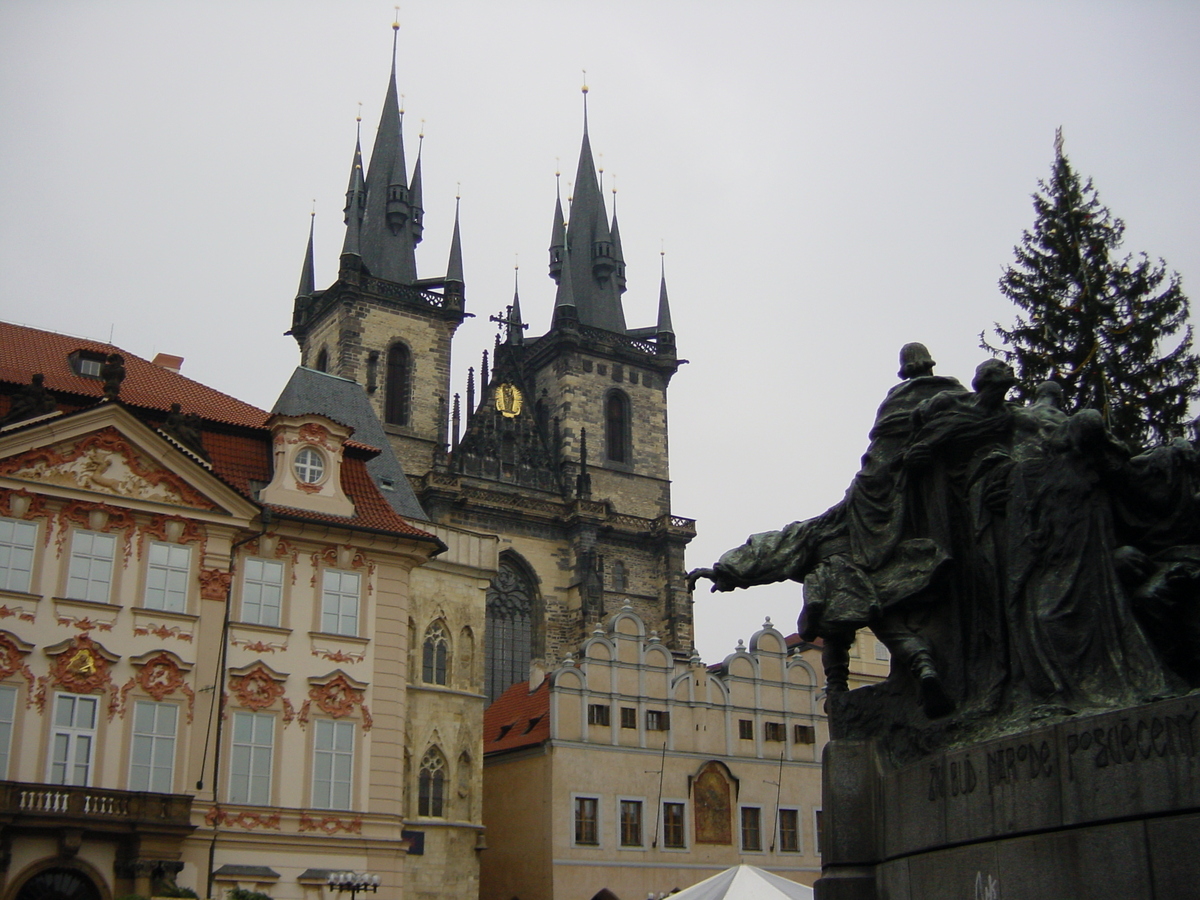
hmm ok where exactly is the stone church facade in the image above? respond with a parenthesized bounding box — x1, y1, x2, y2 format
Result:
(287, 46, 695, 706)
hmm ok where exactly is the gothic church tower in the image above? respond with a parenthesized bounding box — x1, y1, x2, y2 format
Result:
(289, 58, 694, 703)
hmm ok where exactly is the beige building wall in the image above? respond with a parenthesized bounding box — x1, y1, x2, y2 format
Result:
(481, 606, 838, 900)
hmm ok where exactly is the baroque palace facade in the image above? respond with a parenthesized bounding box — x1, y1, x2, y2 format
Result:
(0, 323, 496, 900)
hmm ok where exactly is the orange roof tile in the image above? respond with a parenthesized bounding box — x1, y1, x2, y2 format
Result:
(483, 680, 551, 754)
(1, 321, 439, 547)
(0, 321, 269, 428)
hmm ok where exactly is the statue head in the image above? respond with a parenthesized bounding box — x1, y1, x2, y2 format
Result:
(898, 343, 936, 380)
(31, 373, 44, 387)
(972, 359, 1016, 394)
(1032, 381, 1064, 410)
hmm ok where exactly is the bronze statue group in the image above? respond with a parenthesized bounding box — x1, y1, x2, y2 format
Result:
(691, 344, 1200, 736)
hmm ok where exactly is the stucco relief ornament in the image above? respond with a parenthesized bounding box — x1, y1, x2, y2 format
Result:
(0, 632, 36, 694)
(308, 673, 373, 730)
(0, 428, 215, 510)
(298, 422, 333, 449)
(38, 634, 117, 715)
(198, 568, 232, 601)
(229, 664, 286, 710)
(118, 652, 196, 721)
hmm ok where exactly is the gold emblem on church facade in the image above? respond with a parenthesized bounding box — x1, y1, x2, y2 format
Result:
(494, 383, 523, 418)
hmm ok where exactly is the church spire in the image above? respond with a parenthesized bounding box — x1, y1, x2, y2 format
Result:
(550, 80, 627, 334)
(509, 266, 525, 346)
(409, 125, 425, 245)
(610, 181, 626, 295)
(656, 252, 674, 338)
(358, 19, 418, 284)
(445, 193, 464, 290)
(548, 173, 566, 283)
(297, 211, 316, 298)
(341, 111, 366, 257)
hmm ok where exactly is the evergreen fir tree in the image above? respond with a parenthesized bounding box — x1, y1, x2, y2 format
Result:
(983, 130, 1198, 450)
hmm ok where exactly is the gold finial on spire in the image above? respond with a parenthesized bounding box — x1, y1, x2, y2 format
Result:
(356, 101, 362, 123)
(555, 157, 561, 178)
(456, 181, 461, 201)
(400, 93, 405, 116)
(393, 5, 400, 30)
(514, 253, 519, 272)
(311, 199, 317, 217)
(581, 69, 588, 94)
(419, 118, 425, 140)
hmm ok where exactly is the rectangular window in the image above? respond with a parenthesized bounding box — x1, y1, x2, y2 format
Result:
(144, 542, 191, 612)
(312, 719, 355, 810)
(587, 704, 610, 726)
(815, 809, 824, 856)
(49, 693, 99, 786)
(779, 808, 801, 852)
(129, 701, 177, 793)
(765, 721, 785, 742)
(741, 806, 762, 851)
(321, 570, 360, 636)
(242, 558, 284, 627)
(574, 796, 599, 846)
(66, 531, 116, 603)
(738, 719, 753, 740)
(0, 684, 17, 777)
(794, 724, 816, 744)
(620, 799, 643, 847)
(229, 711, 274, 805)
(620, 707, 637, 729)
(663, 801, 686, 849)
(645, 710, 670, 732)
(875, 639, 891, 661)
(0, 517, 37, 593)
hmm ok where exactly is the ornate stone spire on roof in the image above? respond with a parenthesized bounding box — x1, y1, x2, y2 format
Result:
(548, 81, 627, 334)
(409, 126, 425, 245)
(341, 112, 366, 257)
(358, 21, 419, 284)
(297, 212, 316, 298)
(509, 268, 525, 346)
(446, 194, 464, 287)
(657, 253, 674, 337)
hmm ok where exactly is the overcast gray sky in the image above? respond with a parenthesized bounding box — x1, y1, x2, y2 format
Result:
(2, 1, 1198, 664)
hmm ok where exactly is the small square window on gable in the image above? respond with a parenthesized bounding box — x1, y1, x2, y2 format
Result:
(260, 414, 355, 518)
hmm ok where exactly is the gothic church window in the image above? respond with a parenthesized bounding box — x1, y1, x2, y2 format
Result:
(418, 748, 446, 817)
(385, 343, 411, 426)
(315, 347, 329, 373)
(484, 556, 536, 703)
(422, 621, 449, 685)
(605, 390, 631, 463)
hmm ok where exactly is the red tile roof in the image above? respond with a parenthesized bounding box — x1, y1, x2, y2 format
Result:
(483, 679, 551, 754)
(1, 321, 438, 545)
(0, 321, 269, 428)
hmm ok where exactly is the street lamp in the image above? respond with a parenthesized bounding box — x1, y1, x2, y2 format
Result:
(326, 872, 380, 900)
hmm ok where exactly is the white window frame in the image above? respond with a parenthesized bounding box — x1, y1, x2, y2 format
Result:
(229, 711, 274, 805)
(321, 570, 360, 636)
(66, 530, 116, 603)
(129, 700, 178, 793)
(0, 684, 17, 778)
(312, 718, 355, 810)
(48, 692, 100, 786)
(739, 804, 764, 853)
(617, 796, 646, 850)
(293, 447, 325, 484)
(571, 793, 601, 848)
(778, 806, 802, 853)
(241, 557, 284, 627)
(144, 541, 191, 612)
(660, 798, 689, 851)
(0, 517, 37, 593)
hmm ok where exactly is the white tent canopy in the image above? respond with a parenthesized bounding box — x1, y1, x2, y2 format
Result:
(664, 864, 815, 900)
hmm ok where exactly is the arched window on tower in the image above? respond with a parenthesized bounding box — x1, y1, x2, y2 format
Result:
(605, 389, 631, 463)
(315, 347, 329, 373)
(422, 621, 450, 685)
(418, 747, 446, 817)
(385, 343, 411, 426)
(485, 555, 537, 703)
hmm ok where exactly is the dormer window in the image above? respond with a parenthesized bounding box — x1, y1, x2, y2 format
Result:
(68, 350, 106, 378)
(293, 447, 325, 484)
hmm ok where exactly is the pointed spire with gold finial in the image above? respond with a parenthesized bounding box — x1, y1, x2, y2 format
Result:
(341, 105, 366, 257)
(358, 12, 418, 283)
(297, 207, 316, 298)
(445, 188, 464, 292)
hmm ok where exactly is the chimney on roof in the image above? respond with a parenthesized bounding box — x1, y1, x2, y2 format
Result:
(152, 353, 184, 373)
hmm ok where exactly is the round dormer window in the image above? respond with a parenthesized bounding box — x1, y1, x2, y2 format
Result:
(294, 446, 325, 484)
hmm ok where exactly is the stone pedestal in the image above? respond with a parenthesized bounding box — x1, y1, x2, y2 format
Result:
(815, 694, 1200, 900)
